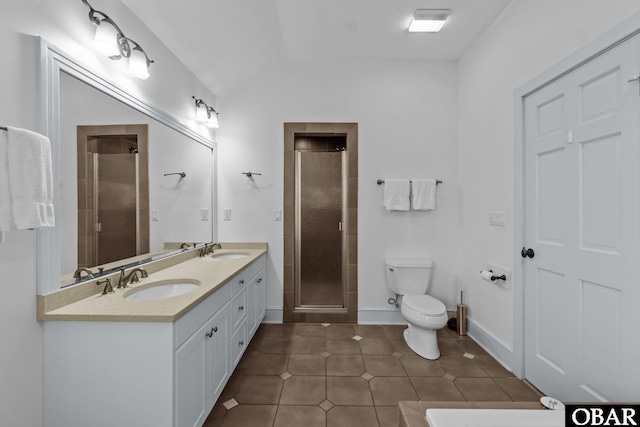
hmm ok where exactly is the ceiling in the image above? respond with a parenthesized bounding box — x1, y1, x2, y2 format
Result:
(121, 0, 512, 94)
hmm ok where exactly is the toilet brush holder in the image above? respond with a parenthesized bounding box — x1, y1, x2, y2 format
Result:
(456, 291, 467, 336)
(456, 304, 467, 336)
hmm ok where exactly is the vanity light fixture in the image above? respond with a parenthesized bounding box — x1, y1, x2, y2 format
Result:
(81, 0, 154, 80)
(408, 9, 450, 33)
(192, 96, 219, 129)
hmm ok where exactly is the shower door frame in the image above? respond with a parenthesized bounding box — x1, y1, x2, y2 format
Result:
(283, 123, 358, 323)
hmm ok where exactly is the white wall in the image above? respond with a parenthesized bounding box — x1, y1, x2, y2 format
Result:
(0, 2, 215, 426)
(457, 0, 640, 350)
(217, 60, 459, 316)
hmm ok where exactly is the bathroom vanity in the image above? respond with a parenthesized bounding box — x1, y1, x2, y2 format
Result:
(39, 244, 267, 427)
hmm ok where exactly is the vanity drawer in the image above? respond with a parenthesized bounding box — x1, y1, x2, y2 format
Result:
(230, 287, 247, 331)
(230, 319, 247, 367)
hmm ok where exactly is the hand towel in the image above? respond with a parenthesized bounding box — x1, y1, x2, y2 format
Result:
(0, 130, 13, 231)
(411, 179, 437, 210)
(383, 179, 410, 211)
(5, 126, 55, 230)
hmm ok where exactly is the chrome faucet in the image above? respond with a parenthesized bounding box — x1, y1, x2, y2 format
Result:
(73, 267, 94, 282)
(117, 268, 149, 288)
(97, 278, 114, 295)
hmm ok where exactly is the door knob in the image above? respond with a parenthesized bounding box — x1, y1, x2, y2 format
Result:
(521, 247, 535, 258)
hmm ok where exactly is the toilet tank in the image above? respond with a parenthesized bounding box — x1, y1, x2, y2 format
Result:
(385, 258, 434, 295)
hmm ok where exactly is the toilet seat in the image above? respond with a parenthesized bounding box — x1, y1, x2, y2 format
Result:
(403, 295, 446, 317)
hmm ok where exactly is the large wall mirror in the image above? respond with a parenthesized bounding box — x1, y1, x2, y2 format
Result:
(37, 38, 216, 295)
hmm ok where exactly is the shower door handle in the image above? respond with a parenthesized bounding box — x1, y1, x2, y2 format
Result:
(338, 221, 343, 232)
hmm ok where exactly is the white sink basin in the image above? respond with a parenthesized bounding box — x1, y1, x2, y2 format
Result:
(124, 280, 199, 301)
(210, 252, 249, 260)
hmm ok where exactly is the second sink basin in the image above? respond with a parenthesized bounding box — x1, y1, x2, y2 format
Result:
(124, 279, 200, 301)
(210, 252, 249, 260)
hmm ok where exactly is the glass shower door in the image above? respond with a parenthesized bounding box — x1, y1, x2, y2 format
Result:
(295, 151, 346, 308)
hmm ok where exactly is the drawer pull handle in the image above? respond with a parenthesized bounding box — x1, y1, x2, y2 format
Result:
(205, 327, 214, 338)
(239, 340, 244, 346)
(213, 326, 218, 333)
(257, 278, 262, 283)
(239, 305, 244, 311)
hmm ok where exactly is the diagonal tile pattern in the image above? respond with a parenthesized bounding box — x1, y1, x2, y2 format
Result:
(203, 323, 541, 427)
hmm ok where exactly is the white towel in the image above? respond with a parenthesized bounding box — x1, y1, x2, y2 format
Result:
(0, 127, 55, 231)
(383, 179, 410, 211)
(411, 179, 437, 210)
(0, 130, 13, 230)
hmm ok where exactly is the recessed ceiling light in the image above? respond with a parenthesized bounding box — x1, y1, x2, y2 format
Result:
(408, 9, 450, 33)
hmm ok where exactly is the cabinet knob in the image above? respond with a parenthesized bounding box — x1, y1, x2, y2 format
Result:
(239, 305, 244, 311)
(213, 326, 218, 333)
(205, 327, 214, 338)
(239, 280, 245, 285)
(257, 278, 262, 283)
(239, 340, 244, 346)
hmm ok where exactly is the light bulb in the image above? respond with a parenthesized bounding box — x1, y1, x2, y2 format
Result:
(206, 113, 219, 129)
(129, 47, 150, 80)
(195, 103, 209, 122)
(93, 20, 120, 57)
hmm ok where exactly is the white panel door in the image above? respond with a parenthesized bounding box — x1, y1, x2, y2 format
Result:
(523, 35, 640, 402)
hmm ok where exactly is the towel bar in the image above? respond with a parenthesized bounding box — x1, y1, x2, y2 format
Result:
(377, 179, 442, 185)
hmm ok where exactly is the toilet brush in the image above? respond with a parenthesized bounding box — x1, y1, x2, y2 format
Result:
(456, 291, 467, 336)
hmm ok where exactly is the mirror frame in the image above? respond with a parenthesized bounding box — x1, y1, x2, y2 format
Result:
(36, 37, 217, 295)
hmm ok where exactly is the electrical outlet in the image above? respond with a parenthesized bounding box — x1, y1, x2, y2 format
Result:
(223, 208, 231, 221)
(201, 209, 209, 221)
(274, 209, 282, 221)
(151, 210, 160, 221)
(487, 263, 511, 290)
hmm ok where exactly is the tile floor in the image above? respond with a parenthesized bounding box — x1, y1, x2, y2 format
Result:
(203, 323, 541, 427)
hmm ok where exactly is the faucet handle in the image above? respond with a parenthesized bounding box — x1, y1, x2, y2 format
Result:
(97, 278, 114, 295)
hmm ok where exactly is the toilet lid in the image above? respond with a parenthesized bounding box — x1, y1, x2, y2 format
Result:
(403, 295, 446, 316)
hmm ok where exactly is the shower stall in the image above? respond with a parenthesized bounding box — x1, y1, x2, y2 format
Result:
(294, 135, 348, 309)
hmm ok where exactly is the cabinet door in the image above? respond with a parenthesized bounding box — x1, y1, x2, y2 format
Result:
(175, 321, 210, 427)
(247, 278, 257, 337)
(207, 305, 230, 402)
(255, 271, 266, 325)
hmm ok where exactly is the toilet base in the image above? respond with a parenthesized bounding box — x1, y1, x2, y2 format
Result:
(403, 324, 441, 360)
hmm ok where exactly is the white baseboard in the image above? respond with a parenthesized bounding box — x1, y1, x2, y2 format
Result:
(263, 308, 283, 324)
(466, 316, 514, 373)
(358, 309, 407, 325)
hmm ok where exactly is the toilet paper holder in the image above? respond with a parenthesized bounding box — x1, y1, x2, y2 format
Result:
(482, 269, 506, 281)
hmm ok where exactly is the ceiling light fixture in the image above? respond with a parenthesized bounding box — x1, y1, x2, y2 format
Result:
(82, 0, 154, 80)
(408, 9, 450, 33)
(193, 97, 219, 129)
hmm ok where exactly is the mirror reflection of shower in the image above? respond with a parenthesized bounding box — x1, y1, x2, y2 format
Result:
(295, 135, 348, 308)
(76, 124, 150, 268)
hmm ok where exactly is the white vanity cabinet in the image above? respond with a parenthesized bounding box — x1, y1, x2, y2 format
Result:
(43, 254, 267, 427)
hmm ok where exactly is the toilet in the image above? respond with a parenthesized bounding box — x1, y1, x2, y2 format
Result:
(385, 258, 448, 360)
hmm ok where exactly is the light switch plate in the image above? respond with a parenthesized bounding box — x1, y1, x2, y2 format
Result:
(274, 209, 282, 221)
(223, 209, 231, 221)
(201, 209, 209, 221)
(151, 210, 160, 221)
(489, 211, 506, 226)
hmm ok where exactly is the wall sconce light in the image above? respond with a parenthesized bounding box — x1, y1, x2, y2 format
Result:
(192, 96, 219, 129)
(82, 0, 154, 80)
(408, 9, 451, 33)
